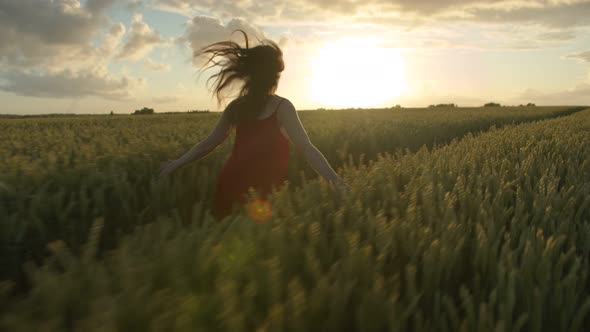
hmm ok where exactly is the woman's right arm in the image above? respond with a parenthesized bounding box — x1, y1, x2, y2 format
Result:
(278, 99, 347, 188)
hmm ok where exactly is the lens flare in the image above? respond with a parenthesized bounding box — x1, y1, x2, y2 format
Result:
(247, 198, 273, 222)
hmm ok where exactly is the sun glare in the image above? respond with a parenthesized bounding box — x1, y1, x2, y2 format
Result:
(309, 36, 407, 109)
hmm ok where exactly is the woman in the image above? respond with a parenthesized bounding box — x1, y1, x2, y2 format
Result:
(159, 30, 349, 221)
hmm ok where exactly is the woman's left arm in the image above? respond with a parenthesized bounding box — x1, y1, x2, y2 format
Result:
(159, 106, 232, 177)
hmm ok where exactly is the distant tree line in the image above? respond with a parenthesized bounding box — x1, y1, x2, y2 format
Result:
(0, 102, 544, 120)
(0, 114, 26, 119)
(429, 103, 458, 108)
(133, 107, 155, 115)
(130, 107, 213, 115)
(316, 107, 373, 111)
(308, 103, 538, 111)
(483, 102, 535, 107)
(0, 113, 91, 119)
(413, 102, 538, 109)
(157, 109, 211, 114)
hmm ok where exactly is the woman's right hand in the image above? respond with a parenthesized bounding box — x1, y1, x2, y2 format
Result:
(159, 159, 180, 178)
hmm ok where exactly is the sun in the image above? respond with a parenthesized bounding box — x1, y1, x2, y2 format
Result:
(309, 36, 407, 109)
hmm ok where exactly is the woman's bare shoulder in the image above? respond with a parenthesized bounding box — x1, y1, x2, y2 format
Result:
(274, 95, 295, 110)
(274, 95, 299, 127)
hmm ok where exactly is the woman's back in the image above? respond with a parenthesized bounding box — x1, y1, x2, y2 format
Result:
(213, 96, 290, 220)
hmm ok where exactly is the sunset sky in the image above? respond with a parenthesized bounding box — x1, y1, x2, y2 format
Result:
(1, 0, 590, 114)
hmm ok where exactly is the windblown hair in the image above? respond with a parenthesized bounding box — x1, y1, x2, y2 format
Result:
(196, 29, 284, 125)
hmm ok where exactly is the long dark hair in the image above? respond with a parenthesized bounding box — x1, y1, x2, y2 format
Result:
(196, 29, 284, 124)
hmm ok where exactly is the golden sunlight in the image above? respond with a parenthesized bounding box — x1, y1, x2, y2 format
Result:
(309, 36, 407, 109)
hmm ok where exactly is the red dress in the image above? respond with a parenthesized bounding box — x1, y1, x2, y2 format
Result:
(213, 100, 289, 220)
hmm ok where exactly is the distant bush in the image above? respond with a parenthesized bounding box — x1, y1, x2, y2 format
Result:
(133, 107, 155, 115)
(527, 103, 536, 107)
(429, 103, 457, 108)
(483, 102, 501, 107)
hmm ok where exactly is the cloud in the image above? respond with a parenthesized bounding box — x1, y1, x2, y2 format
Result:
(0, 0, 126, 70)
(566, 50, 590, 63)
(0, 68, 144, 100)
(469, 24, 581, 50)
(0, 1, 149, 101)
(518, 83, 590, 105)
(149, 0, 195, 15)
(99, 23, 127, 57)
(144, 57, 171, 71)
(126, 0, 145, 11)
(152, 95, 178, 103)
(459, 1, 590, 28)
(117, 13, 165, 60)
(86, 0, 118, 14)
(176, 83, 189, 92)
(147, 0, 590, 29)
(278, 36, 289, 48)
(537, 30, 576, 41)
(0, 0, 110, 45)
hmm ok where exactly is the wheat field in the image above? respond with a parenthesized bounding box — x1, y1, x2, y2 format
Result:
(1, 106, 590, 331)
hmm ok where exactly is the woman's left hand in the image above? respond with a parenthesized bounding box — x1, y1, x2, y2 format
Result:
(159, 159, 180, 178)
(331, 178, 351, 203)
